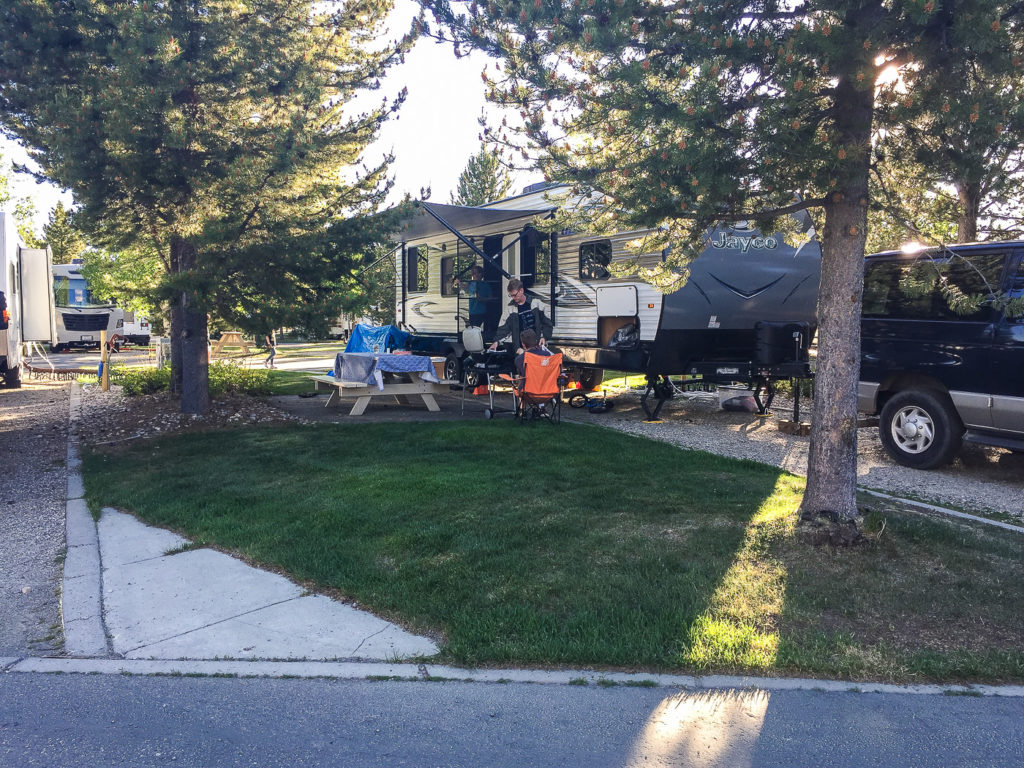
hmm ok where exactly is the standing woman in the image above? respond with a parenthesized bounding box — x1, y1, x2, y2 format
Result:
(264, 329, 277, 369)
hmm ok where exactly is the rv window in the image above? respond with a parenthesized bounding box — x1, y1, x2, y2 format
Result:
(440, 249, 478, 297)
(520, 228, 550, 289)
(580, 240, 612, 280)
(863, 253, 1005, 321)
(406, 246, 428, 293)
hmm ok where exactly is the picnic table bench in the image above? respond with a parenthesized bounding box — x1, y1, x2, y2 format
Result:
(310, 374, 458, 415)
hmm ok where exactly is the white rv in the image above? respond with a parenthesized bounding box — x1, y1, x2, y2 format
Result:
(51, 260, 125, 351)
(393, 185, 823, 417)
(0, 211, 56, 387)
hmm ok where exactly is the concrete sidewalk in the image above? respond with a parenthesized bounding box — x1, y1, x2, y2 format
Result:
(60, 382, 437, 664)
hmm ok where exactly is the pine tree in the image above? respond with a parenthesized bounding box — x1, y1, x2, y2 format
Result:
(0, 151, 43, 247)
(419, 0, 1022, 535)
(0, 0, 414, 414)
(450, 145, 514, 205)
(42, 202, 85, 265)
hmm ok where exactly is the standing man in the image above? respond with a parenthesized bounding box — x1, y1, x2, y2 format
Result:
(456, 264, 492, 333)
(488, 278, 553, 351)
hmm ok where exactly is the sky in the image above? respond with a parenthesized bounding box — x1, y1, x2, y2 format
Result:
(0, 0, 538, 233)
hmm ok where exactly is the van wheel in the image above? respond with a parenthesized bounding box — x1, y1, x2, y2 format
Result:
(577, 368, 604, 391)
(444, 353, 463, 383)
(879, 389, 963, 469)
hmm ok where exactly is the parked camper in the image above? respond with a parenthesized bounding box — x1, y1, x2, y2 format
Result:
(121, 312, 152, 347)
(393, 188, 822, 416)
(0, 211, 56, 387)
(859, 241, 1024, 468)
(51, 260, 125, 351)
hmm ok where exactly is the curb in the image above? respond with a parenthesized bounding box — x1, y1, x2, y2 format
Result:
(3, 656, 1023, 698)
(859, 488, 1024, 534)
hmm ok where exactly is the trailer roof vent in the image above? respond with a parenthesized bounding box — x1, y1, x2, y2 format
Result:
(522, 181, 557, 195)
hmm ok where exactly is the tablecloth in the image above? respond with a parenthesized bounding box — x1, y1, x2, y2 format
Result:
(334, 352, 439, 390)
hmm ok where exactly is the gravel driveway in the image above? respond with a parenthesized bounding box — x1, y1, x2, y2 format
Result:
(563, 386, 1024, 521)
(0, 380, 68, 656)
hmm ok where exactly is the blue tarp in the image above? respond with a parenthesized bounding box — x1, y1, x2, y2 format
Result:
(344, 323, 409, 354)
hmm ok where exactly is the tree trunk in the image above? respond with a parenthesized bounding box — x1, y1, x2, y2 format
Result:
(956, 180, 980, 243)
(180, 295, 210, 415)
(798, 73, 873, 546)
(169, 301, 183, 396)
(169, 236, 210, 415)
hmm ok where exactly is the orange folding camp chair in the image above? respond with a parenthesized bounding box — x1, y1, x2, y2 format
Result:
(510, 352, 565, 424)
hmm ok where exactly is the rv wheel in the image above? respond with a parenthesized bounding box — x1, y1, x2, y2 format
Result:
(879, 389, 963, 470)
(577, 368, 604, 391)
(444, 353, 463, 383)
(3, 369, 22, 388)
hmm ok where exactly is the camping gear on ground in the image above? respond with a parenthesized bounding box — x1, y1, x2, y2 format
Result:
(568, 389, 616, 414)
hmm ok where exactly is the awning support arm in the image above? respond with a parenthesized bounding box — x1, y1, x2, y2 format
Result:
(415, 203, 513, 279)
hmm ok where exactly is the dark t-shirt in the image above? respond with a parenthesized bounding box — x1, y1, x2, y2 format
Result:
(517, 302, 537, 334)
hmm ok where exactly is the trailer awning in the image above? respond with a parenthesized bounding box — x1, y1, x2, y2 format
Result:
(397, 201, 555, 243)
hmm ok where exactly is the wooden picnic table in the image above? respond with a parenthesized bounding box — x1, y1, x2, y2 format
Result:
(212, 331, 250, 357)
(310, 374, 457, 415)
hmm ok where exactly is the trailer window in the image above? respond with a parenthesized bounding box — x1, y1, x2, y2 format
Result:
(580, 240, 612, 280)
(520, 227, 550, 290)
(440, 250, 477, 297)
(406, 246, 428, 293)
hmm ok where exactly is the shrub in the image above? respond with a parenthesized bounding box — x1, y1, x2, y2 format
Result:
(110, 361, 272, 397)
(209, 361, 272, 396)
(111, 365, 171, 396)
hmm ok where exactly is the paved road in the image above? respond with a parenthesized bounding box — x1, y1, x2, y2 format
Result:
(1, 674, 1021, 768)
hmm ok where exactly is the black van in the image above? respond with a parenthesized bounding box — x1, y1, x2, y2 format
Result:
(859, 241, 1024, 468)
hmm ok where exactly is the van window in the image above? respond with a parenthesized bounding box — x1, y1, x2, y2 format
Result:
(406, 246, 428, 293)
(863, 253, 1006, 321)
(580, 240, 612, 280)
(1007, 258, 1024, 319)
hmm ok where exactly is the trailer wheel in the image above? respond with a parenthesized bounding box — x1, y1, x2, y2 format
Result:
(879, 389, 963, 469)
(3, 368, 22, 388)
(577, 368, 604, 391)
(444, 353, 463, 383)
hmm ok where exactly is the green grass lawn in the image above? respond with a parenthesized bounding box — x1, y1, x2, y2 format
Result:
(82, 421, 1024, 682)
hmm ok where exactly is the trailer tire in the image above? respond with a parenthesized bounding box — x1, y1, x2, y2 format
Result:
(4, 368, 22, 388)
(577, 368, 604, 391)
(444, 353, 463, 383)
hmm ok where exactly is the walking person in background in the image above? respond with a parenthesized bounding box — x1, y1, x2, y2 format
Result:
(264, 329, 277, 369)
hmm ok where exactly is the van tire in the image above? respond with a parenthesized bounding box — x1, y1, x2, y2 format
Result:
(577, 368, 604, 391)
(879, 389, 963, 469)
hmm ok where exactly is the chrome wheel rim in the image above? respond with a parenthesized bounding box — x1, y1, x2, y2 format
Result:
(890, 405, 935, 454)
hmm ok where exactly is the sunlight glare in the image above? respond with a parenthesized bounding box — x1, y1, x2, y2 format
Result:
(625, 690, 770, 768)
